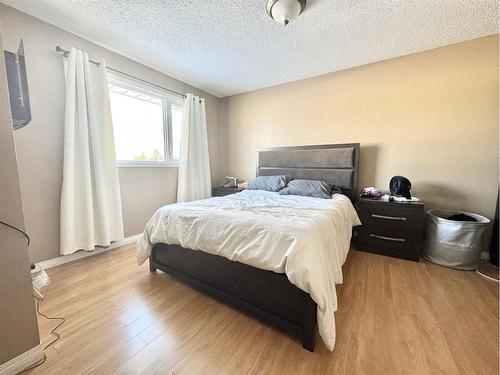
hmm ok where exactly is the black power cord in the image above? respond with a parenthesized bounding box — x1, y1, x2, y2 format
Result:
(36, 297, 66, 351)
(16, 297, 66, 374)
(0, 220, 30, 246)
(16, 354, 45, 374)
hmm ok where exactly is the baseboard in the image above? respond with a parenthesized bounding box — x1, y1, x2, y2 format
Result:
(0, 343, 44, 375)
(36, 234, 141, 270)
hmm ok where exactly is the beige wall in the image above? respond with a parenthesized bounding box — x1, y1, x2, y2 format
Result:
(0, 23, 40, 365)
(1, 2, 498, 263)
(221, 35, 499, 220)
(0, 4, 223, 262)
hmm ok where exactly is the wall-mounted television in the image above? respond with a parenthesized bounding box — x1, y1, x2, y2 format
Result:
(4, 39, 31, 130)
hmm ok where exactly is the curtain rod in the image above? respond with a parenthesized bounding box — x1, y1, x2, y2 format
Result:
(55, 46, 187, 99)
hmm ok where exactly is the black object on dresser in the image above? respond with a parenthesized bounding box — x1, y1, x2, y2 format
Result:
(212, 186, 245, 197)
(356, 197, 425, 261)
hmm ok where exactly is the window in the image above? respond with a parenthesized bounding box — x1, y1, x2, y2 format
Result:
(108, 72, 184, 166)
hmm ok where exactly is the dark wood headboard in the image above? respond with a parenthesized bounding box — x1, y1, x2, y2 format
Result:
(256, 143, 360, 202)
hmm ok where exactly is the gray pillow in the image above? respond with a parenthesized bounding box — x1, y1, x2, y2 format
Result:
(279, 179, 333, 199)
(247, 175, 288, 192)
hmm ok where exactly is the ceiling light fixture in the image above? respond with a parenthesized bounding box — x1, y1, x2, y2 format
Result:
(266, 0, 306, 26)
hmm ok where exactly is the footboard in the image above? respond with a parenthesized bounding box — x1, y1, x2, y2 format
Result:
(150, 243, 317, 351)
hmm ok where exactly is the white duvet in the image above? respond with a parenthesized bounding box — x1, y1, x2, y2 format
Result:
(137, 190, 360, 350)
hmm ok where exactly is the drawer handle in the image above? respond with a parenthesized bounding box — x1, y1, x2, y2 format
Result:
(371, 214, 407, 221)
(370, 234, 406, 242)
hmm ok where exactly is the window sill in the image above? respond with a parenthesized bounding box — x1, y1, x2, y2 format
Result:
(117, 161, 179, 168)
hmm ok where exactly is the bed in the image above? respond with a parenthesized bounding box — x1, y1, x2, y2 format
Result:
(137, 143, 360, 351)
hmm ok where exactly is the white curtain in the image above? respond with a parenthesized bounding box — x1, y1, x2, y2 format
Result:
(177, 94, 212, 202)
(60, 47, 124, 255)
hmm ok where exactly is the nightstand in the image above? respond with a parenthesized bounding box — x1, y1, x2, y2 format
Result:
(212, 186, 245, 197)
(355, 197, 425, 261)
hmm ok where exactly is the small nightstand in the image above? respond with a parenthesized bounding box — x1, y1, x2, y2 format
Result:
(212, 186, 245, 197)
(355, 197, 425, 261)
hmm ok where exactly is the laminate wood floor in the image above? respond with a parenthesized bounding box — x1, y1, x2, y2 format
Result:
(28, 245, 498, 375)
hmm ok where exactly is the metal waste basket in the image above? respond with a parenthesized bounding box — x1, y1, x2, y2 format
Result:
(422, 209, 490, 270)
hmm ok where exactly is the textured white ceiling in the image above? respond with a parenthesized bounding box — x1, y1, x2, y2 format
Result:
(2, 0, 498, 97)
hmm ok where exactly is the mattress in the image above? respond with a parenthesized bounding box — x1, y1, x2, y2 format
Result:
(137, 189, 360, 350)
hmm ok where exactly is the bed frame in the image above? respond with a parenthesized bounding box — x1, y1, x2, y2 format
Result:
(149, 143, 360, 351)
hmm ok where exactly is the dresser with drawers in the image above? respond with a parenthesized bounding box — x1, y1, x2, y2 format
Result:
(355, 197, 425, 261)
